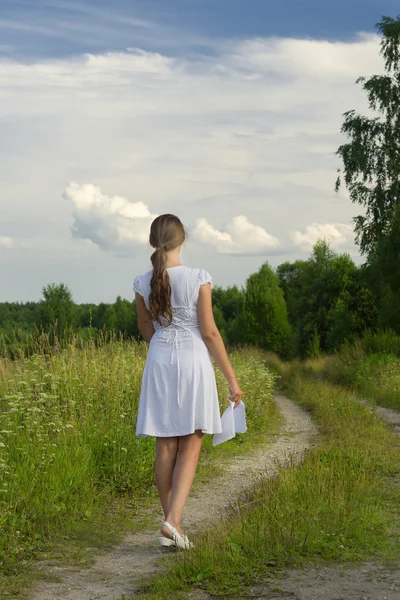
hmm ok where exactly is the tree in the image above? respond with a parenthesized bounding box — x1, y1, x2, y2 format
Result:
(326, 279, 378, 350)
(373, 203, 400, 294)
(335, 16, 400, 255)
(40, 283, 76, 340)
(278, 241, 377, 356)
(366, 203, 400, 330)
(277, 259, 308, 327)
(243, 262, 291, 355)
(211, 285, 246, 345)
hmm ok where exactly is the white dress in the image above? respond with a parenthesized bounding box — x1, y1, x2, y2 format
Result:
(133, 265, 223, 438)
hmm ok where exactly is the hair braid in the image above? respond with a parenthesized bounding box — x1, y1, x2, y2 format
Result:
(148, 214, 186, 325)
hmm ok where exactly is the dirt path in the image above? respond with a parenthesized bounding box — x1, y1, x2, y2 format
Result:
(375, 404, 400, 436)
(28, 394, 316, 600)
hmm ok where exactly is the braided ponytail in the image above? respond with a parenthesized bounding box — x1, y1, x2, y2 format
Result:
(148, 215, 186, 325)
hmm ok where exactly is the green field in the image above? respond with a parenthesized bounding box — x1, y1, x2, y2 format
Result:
(0, 334, 278, 596)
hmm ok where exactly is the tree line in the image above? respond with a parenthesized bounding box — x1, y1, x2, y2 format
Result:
(0, 235, 394, 359)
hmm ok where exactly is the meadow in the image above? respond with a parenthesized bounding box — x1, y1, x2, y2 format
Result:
(0, 332, 278, 595)
(2, 330, 400, 599)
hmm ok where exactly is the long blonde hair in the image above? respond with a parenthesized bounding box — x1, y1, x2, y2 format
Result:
(149, 214, 186, 324)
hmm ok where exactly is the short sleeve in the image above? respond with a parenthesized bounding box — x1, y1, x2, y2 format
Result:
(133, 275, 143, 296)
(198, 268, 212, 287)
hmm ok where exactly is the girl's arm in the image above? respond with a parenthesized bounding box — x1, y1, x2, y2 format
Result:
(135, 293, 155, 342)
(198, 283, 242, 407)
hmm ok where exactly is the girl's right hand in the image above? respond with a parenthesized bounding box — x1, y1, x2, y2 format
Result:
(228, 379, 243, 408)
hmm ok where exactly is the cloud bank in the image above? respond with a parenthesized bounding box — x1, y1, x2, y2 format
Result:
(291, 223, 354, 249)
(0, 30, 383, 299)
(193, 216, 279, 255)
(63, 183, 157, 254)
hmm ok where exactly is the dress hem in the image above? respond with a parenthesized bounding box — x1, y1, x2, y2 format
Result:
(136, 426, 222, 438)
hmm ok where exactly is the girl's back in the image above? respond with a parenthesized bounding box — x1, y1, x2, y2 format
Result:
(133, 265, 212, 330)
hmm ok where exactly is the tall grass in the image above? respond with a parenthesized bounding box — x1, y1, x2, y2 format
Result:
(287, 331, 400, 410)
(143, 372, 400, 599)
(0, 332, 277, 581)
(360, 330, 400, 357)
(0, 324, 125, 361)
(0, 333, 150, 569)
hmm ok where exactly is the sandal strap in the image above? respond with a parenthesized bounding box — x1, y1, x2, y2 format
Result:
(163, 521, 181, 540)
(162, 521, 189, 548)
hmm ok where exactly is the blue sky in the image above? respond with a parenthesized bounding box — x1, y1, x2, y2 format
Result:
(1, 0, 397, 59)
(0, 1, 395, 302)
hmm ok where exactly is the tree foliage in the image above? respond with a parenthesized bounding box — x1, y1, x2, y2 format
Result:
(278, 241, 377, 356)
(335, 16, 400, 255)
(40, 283, 76, 339)
(243, 262, 291, 355)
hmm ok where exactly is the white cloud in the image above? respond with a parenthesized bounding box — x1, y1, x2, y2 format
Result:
(0, 31, 384, 298)
(193, 216, 279, 255)
(0, 236, 15, 249)
(291, 223, 354, 249)
(63, 182, 158, 254)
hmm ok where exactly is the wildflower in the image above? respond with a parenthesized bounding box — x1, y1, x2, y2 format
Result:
(65, 424, 74, 429)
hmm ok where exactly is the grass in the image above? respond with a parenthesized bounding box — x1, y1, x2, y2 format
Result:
(288, 339, 400, 411)
(140, 363, 400, 599)
(0, 332, 279, 598)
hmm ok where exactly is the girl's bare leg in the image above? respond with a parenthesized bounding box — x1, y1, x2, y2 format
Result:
(155, 436, 178, 518)
(161, 430, 204, 538)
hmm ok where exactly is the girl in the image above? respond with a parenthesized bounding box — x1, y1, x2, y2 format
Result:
(133, 214, 242, 549)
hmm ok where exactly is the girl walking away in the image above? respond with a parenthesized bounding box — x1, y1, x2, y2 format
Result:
(133, 214, 242, 549)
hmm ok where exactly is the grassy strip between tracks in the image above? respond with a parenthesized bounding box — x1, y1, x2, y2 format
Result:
(140, 362, 400, 599)
(0, 335, 279, 598)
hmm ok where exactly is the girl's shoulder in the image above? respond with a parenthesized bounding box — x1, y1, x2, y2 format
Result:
(196, 267, 212, 286)
(133, 270, 152, 296)
(185, 266, 213, 287)
(167, 266, 213, 287)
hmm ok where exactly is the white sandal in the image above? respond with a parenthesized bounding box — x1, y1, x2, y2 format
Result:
(158, 521, 193, 549)
(183, 533, 195, 549)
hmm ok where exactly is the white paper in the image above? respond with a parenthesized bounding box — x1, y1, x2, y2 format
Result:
(212, 399, 247, 446)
